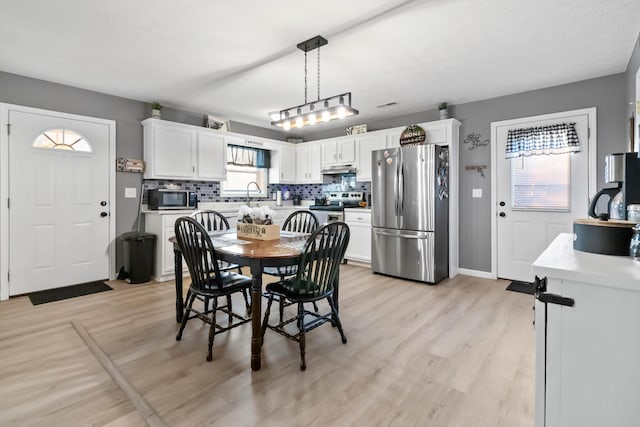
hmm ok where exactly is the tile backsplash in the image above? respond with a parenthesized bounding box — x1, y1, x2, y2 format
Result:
(143, 177, 371, 204)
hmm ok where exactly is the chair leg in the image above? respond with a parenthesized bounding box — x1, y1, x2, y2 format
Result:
(226, 295, 233, 325)
(207, 298, 218, 362)
(261, 294, 275, 341)
(242, 288, 251, 314)
(312, 301, 319, 312)
(176, 291, 195, 341)
(327, 296, 347, 344)
(297, 302, 306, 371)
(203, 296, 210, 314)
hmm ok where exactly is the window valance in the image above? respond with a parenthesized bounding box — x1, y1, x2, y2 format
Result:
(505, 122, 580, 159)
(227, 144, 270, 168)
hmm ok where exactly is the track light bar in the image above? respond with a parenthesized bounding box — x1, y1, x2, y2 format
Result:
(270, 92, 358, 130)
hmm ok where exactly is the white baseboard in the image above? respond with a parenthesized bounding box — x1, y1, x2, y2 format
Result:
(457, 268, 496, 280)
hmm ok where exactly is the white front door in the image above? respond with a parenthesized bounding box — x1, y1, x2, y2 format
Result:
(7, 108, 113, 295)
(494, 109, 594, 282)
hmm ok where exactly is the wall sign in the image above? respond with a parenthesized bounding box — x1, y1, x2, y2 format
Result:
(399, 125, 427, 146)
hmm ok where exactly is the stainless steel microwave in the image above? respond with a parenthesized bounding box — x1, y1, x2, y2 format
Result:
(148, 189, 197, 210)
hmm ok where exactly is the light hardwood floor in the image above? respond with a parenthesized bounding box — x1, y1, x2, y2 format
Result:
(0, 265, 535, 427)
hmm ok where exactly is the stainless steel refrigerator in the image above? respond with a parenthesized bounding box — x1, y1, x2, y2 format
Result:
(371, 144, 449, 283)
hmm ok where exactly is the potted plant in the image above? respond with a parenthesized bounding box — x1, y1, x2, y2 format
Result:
(438, 102, 448, 120)
(151, 102, 162, 119)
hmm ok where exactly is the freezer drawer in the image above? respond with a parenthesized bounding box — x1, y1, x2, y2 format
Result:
(372, 228, 440, 283)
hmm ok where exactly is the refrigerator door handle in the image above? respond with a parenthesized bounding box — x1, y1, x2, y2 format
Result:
(399, 162, 405, 216)
(394, 157, 400, 218)
(373, 230, 428, 239)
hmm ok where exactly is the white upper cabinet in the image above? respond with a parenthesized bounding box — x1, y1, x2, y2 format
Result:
(296, 143, 322, 183)
(146, 121, 197, 178)
(143, 118, 229, 181)
(355, 134, 388, 182)
(322, 137, 356, 166)
(269, 143, 296, 184)
(196, 131, 227, 180)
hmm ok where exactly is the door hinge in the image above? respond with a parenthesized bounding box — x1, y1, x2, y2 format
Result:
(6, 198, 9, 209)
(6, 123, 10, 135)
(588, 127, 590, 138)
(534, 276, 575, 307)
(7, 271, 9, 282)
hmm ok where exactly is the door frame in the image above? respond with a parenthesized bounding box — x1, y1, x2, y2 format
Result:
(0, 103, 117, 300)
(489, 107, 597, 279)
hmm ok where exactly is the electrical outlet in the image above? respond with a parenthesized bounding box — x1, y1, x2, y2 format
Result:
(472, 188, 482, 198)
(124, 187, 137, 199)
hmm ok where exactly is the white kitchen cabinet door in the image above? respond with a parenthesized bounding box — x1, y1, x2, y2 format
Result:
(295, 144, 322, 183)
(152, 124, 196, 178)
(197, 132, 226, 180)
(322, 138, 356, 166)
(308, 144, 322, 182)
(344, 210, 371, 263)
(356, 134, 387, 181)
(295, 146, 309, 182)
(270, 144, 296, 183)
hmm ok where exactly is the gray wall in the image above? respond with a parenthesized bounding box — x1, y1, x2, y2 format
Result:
(0, 71, 287, 271)
(302, 74, 629, 272)
(0, 68, 632, 275)
(454, 74, 627, 272)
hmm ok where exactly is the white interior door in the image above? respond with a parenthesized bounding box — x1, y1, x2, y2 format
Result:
(495, 111, 592, 282)
(8, 109, 112, 295)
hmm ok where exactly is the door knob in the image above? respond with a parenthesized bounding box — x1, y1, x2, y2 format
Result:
(499, 212, 506, 217)
(499, 201, 505, 207)
(100, 212, 109, 217)
(100, 201, 107, 206)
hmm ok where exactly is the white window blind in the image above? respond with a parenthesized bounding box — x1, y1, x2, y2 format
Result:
(511, 153, 570, 211)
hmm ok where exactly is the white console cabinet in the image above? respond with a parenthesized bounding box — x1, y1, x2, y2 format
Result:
(532, 234, 640, 427)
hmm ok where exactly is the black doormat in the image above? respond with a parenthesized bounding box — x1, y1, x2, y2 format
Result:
(28, 281, 112, 305)
(506, 280, 536, 295)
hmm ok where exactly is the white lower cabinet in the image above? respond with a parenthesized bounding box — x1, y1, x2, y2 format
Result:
(144, 212, 191, 282)
(344, 209, 371, 263)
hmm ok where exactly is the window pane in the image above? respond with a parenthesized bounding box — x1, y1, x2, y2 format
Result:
(33, 129, 92, 152)
(221, 165, 268, 198)
(511, 153, 570, 211)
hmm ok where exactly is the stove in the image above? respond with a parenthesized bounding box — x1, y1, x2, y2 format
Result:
(310, 192, 363, 221)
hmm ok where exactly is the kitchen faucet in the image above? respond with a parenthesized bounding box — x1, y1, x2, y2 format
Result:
(246, 181, 262, 206)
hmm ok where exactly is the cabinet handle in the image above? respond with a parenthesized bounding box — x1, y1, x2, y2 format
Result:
(334, 154, 337, 160)
(192, 166, 195, 173)
(339, 153, 342, 159)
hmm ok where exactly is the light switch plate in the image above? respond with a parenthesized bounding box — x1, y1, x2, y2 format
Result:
(472, 188, 482, 198)
(124, 187, 137, 198)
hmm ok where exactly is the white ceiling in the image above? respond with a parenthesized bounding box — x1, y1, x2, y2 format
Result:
(1, 0, 639, 136)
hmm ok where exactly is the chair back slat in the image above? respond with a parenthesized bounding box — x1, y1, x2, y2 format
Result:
(283, 211, 319, 234)
(191, 210, 230, 232)
(294, 222, 349, 297)
(175, 217, 225, 293)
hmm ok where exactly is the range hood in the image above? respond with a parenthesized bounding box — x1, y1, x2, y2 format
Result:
(321, 164, 357, 175)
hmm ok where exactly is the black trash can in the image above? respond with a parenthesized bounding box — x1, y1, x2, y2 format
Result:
(119, 232, 156, 284)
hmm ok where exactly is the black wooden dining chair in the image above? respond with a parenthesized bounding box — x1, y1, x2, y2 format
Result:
(263, 210, 320, 320)
(190, 210, 250, 309)
(261, 221, 350, 370)
(174, 217, 252, 361)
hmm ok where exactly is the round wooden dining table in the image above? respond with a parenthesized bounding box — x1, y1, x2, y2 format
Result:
(171, 230, 312, 371)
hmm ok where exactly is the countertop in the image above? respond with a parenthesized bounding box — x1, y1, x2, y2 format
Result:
(531, 233, 640, 292)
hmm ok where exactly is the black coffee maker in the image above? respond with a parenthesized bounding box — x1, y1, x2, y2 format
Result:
(589, 152, 640, 220)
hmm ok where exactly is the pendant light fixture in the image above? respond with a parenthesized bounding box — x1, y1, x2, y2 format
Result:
(270, 35, 358, 130)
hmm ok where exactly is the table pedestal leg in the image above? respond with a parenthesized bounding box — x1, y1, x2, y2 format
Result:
(250, 262, 263, 371)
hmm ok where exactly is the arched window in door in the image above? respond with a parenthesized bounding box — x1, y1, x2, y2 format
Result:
(33, 129, 93, 152)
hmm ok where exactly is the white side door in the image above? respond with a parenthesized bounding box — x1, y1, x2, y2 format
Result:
(8, 109, 112, 295)
(495, 110, 593, 282)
